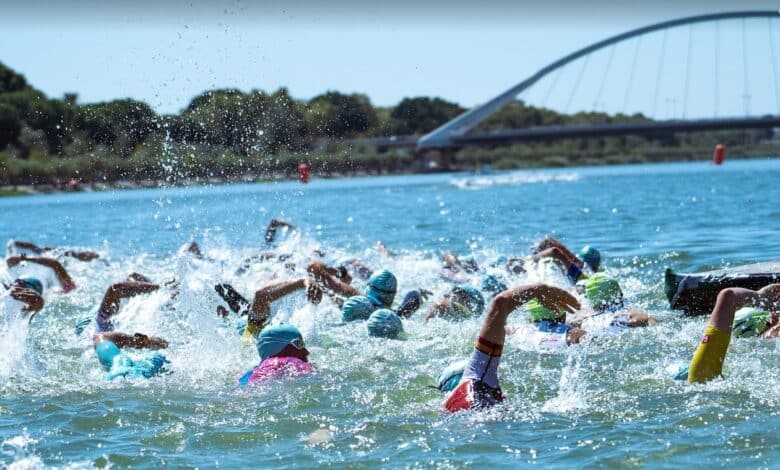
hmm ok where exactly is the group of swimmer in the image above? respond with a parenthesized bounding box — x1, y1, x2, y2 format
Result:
(3, 219, 780, 413)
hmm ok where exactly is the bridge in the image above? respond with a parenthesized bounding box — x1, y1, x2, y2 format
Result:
(396, 10, 780, 150)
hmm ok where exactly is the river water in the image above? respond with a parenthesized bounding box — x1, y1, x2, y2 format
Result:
(1, 158, 779, 467)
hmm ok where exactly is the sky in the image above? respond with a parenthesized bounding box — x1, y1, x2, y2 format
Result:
(1, 0, 779, 119)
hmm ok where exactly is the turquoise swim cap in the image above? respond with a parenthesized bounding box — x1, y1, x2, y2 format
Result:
(366, 309, 403, 339)
(732, 307, 772, 338)
(342, 295, 378, 322)
(480, 274, 507, 295)
(525, 298, 566, 322)
(579, 246, 601, 272)
(436, 359, 467, 392)
(257, 324, 305, 360)
(451, 285, 485, 316)
(582, 273, 623, 310)
(17, 276, 43, 295)
(365, 269, 397, 307)
(95, 340, 121, 369)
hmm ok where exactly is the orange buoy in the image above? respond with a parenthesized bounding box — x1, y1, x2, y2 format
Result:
(712, 144, 725, 165)
(298, 162, 310, 184)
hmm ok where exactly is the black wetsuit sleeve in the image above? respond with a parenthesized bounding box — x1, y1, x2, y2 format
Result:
(395, 290, 423, 318)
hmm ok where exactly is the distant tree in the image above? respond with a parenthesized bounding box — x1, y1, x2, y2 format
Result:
(390, 97, 465, 134)
(0, 103, 21, 150)
(0, 62, 28, 93)
(307, 91, 378, 138)
(76, 99, 157, 157)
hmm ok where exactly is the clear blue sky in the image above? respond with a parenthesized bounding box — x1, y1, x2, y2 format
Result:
(1, 1, 778, 119)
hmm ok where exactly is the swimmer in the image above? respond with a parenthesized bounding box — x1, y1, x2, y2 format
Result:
(570, 273, 656, 329)
(532, 237, 601, 283)
(6, 255, 77, 293)
(215, 277, 323, 339)
(443, 283, 580, 412)
(264, 218, 297, 245)
(2, 276, 45, 320)
(237, 323, 315, 385)
(687, 284, 780, 383)
(425, 285, 484, 321)
(441, 251, 479, 283)
(7, 239, 99, 262)
(93, 332, 169, 381)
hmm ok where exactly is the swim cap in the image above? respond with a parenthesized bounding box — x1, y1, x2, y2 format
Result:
(583, 273, 623, 310)
(732, 307, 772, 338)
(342, 295, 378, 322)
(481, 274, 507, 295)
(257, 324, 305, 361)
(95, 340, 122, 369)
(366, 309, 403, 339)
(525, 298, 566, 322)
(365, 269, 397, 307)
(579, 246, 601, 272)
(17, 276, 43, 295)
(133, 352, 170, 378)
(437, 359, 467, 392)
(451, 285, 485, 316)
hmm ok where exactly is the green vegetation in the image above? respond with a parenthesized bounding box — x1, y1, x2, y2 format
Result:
(0, 61, 775, 189)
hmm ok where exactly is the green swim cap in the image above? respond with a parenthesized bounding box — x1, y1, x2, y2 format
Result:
(583, 273, 623, 310)
(257, 324, 305, 360)
(732, 307, 771, 338)
(366, 309, 403, 339)
(342, 295, 378, 322)
(524, 298, 566, 322)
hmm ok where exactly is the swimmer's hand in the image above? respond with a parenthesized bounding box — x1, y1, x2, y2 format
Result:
(306, 280, 323, 304)
(10, 286, 44, 313)
(533, 285, 580, 314)
(757, 284, 780, 309)
(6, 256, 23, 268)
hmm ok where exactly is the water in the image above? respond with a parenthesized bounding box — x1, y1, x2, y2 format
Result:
(2, 158, 780, 467)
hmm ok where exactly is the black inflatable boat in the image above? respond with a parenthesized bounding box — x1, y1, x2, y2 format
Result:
(665, 261, 780, 316)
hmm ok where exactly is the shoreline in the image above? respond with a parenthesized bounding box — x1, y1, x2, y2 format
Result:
(2, 154, 777, 197)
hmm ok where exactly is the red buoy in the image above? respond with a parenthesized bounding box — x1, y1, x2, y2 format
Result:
(712, 144, 725, 165)
(298, 162, 310, 184)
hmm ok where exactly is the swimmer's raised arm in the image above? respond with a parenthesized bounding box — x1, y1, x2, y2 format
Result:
(8, 240, 47, 254)
(265, 219, 296, 245)
(307, 262, 360, 298)
(100, 282, 160, 315)
(10, 286, 44, 316)
(7, 256, 76, 292)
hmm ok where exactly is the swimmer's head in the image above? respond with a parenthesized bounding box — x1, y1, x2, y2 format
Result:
(579, 246, 601, 272)
(257, 324, 308, 361)
(95, 340, 122, 370)
(480, 274, 507, 297)
(15, 276, 43, 295)
(436, 359, 468, 392)
(342, 295, 377, 322)
(450, 285, 485, 317)
(366, 309, 403, 339)
(365, 269, 397, 307)
(582, 273, 623, 311)
(525, 298, 566, 322)
(732, 307, 773, 338)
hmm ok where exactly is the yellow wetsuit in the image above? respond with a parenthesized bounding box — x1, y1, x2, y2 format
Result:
(688, 325, 731, 383)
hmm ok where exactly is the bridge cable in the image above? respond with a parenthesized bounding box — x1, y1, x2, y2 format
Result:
(768, 18, 780, 114)
(622, 36, 642, 115)
(742, 18, 751, 116)
(651, 29, 668, 119)
(714, 21, 720, 118)
(565, 54, 590, 113)
(541, 68, 564, 109)
(682, 25, 694, 119)
(592, 44, 616, 112)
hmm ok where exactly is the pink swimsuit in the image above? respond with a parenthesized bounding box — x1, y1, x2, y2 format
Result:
(241, 357, 315, 385)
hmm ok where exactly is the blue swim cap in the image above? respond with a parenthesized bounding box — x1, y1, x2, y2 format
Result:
(365, 269, 397, 307)
(366, 309, 403, 339)
(481, 274, 507, 295)
(437, 359, 467, 392)
(95, 340, 121, 369)
(342, 295, 378, 322)
(579, 246, 601, 272)
(17, 276, 43, 295)
(451, 285, 485, 316)
(257, 324, 305, 361)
